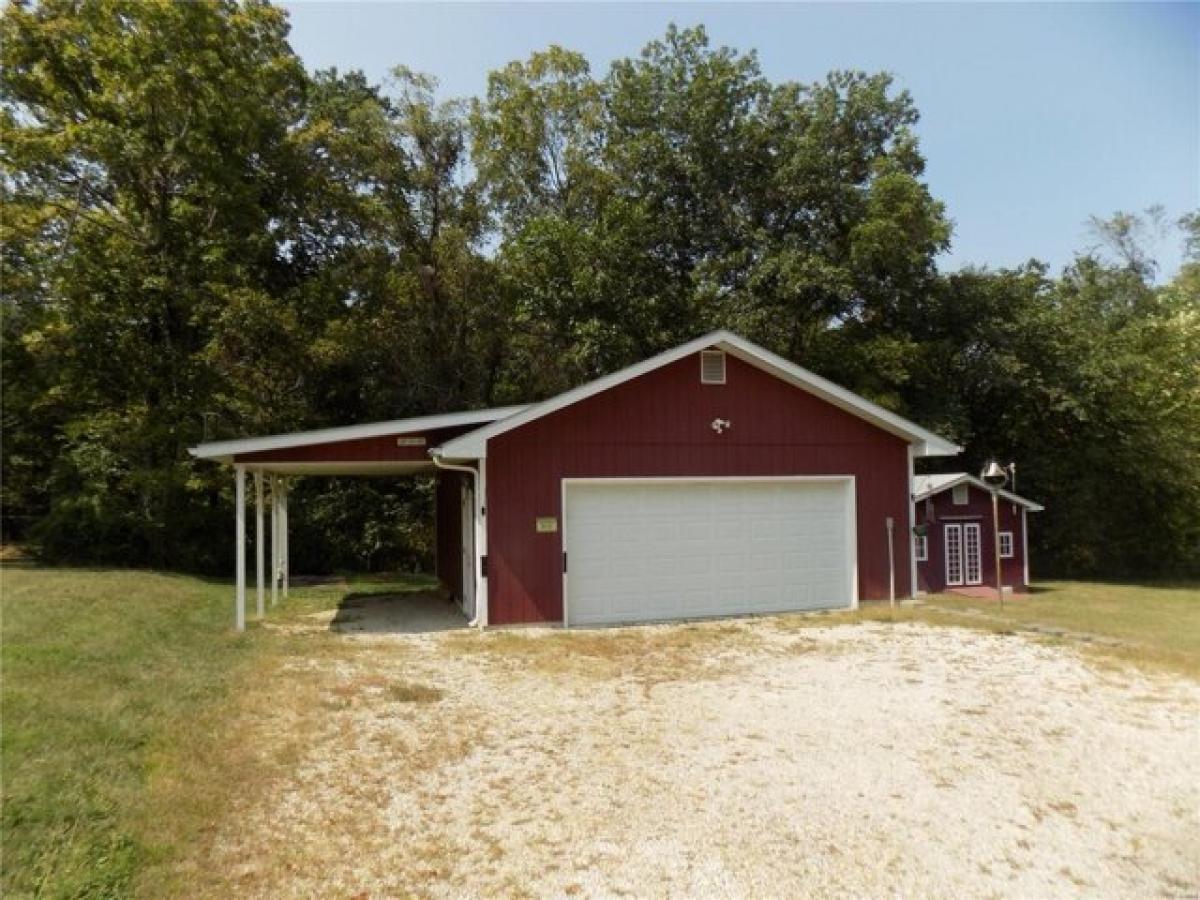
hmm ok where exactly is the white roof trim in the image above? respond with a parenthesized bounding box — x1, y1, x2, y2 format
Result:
(435, 330, 961, 459)
(913, 472, 1044, 511)
(189, 405, 529, 463)
(232, 461, 438, 476)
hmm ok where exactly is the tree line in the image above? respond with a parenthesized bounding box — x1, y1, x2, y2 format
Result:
(3, 0, 1197, 578)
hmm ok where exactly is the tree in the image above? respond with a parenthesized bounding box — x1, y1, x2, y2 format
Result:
(911, 212, 1200, 577)
(477, 26, 950, 407)
(4, 5, 1193, 580)
(2, 0, 306, 567)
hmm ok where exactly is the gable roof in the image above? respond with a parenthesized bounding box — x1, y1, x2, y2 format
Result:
(435, 330, 961, 459)
(189, 406, 529, 464)
(913, 472, 1044, 511)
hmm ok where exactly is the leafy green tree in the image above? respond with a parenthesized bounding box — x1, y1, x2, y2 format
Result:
(2, 0, 306, 567)
(3, 5, 1193, 580)
(475, 26, 949, 405)
(911, 212, 1199, 577)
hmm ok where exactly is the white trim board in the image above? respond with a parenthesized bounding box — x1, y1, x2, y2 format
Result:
(229, 461, 437, 476)
(437, 330, 960, 460)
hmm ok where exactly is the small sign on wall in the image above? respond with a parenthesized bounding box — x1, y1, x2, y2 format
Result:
(396, 436, 426, 447)
(535, 516, 558, 533)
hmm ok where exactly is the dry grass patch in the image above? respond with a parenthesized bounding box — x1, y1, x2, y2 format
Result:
(161, 640, 478, 897)
(443, 619, 761, 684)
(142, 630, 354, 893)
(388, 681, 445, 703)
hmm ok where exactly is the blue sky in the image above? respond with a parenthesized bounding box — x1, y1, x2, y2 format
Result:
(281, 2, 1198, 278)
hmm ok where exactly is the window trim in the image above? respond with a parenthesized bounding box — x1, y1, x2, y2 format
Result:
(914, 533, 928, 562)
(999, 531, 1014, 559)
(951, 483, 969, 506)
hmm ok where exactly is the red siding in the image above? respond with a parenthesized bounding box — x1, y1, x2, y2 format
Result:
(435, 470, 466, 600)
(915, 483, 1028, 594)
(486, 352, 911, 625)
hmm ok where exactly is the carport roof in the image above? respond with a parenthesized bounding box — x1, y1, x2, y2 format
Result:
(188, 405, 529, 465)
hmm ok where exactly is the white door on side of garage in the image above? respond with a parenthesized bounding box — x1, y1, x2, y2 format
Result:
(562, 477, 857, 626)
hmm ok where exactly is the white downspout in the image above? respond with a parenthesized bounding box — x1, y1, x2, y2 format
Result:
(907, 443, 917, 599)
(431, 453, 487, 628)
(1022, 508, 1030, 589)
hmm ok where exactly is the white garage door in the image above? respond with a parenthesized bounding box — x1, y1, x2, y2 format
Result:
(563, 478, 856, 626)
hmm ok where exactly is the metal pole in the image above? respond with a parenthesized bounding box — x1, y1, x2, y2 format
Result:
(281, 480, 289, 598)
(234, 466, 246, 631)
(886, 517, 895, 609)
(992, 490, 1004, 611)
(270, 475, 279, 607)
(255, 470, 264, 619)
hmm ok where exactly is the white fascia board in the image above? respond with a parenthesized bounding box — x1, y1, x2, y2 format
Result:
(437, 329, 962, 459)
(189, 405, 528, 463)
(913, 473, 1044, 511)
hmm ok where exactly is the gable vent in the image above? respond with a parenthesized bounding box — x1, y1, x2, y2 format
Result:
(700, 350, 726, 385)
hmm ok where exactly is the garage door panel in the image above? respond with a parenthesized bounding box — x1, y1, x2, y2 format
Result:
(564, 480, 854, 625)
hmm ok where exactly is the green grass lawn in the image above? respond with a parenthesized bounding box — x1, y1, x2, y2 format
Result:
(0, 563, 432, 898)
(921, 580, 1200, 678)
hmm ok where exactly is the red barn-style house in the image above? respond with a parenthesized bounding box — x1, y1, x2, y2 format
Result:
(913, 473, 1043, 597)
(192, 331, 968, 629)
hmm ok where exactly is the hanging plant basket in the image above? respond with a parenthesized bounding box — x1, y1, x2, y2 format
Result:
(912, 522, 929, 538)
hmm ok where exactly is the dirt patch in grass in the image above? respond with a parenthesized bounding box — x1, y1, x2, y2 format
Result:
(139, 630, 355, 894)
(180, 641, 486, 898)
(388, 681, 444, 703)
(442, 619, 763, 686)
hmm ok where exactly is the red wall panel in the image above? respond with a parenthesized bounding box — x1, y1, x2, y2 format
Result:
(915, 483, 1029, 593)
(435, 470, 466, 600)
(486, 352, 912, 625)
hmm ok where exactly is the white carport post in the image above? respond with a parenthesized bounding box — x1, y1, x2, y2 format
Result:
(281, 479, 290, 598)
(254, 470, 265, 619)
(270, 475, 280, 607)
(234, 465, 246, 631)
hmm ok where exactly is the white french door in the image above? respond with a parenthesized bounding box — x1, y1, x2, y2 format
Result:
(963, 522, 982, 585)
(944, 522, 983, 588)
(944, 523, 963, 586)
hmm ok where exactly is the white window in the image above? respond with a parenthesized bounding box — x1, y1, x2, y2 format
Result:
(951, 483, 969, 506)
(914, 533, 928, 562)
(999, 531, 1014, 559)
(700, 350, 726, 384)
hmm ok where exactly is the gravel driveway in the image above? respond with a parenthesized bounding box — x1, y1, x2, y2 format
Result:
(206, 606, 1199, 898)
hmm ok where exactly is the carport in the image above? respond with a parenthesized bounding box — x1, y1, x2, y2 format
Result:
(189, 407, 526, 630)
